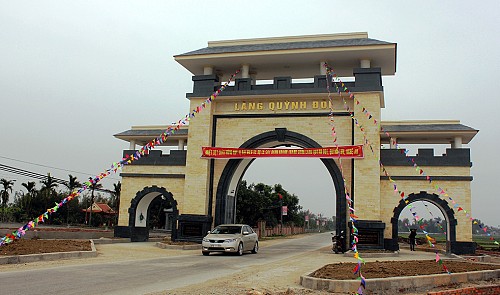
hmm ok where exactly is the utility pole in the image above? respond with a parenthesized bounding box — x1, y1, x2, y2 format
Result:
(280, 198, 283, 235)
(278, 193, 283, 235)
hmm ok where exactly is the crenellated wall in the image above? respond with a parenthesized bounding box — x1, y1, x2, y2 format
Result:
(379, 148, 473, 244)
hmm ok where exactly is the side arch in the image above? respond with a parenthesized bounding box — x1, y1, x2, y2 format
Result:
(214, 128, 347, 238)
(128, 185, 179, 242)
(391, 191, 457, 253)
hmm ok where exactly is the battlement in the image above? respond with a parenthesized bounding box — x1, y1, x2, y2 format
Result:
(122, 150, 187, 166)
(380, 148, 471, 167)
(188, 67, 383, 98)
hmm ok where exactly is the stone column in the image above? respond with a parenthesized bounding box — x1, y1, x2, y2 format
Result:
(241, 64, 250, 78)
(390, 137, 397, 149)
(360, 59, 371, 68)
(129, 140, 136, 150)
(353, 92, 381, 220)
(451, 136, 462, 148)
(178, 139, 185, 150)
(203, 66, 213, 75)
(320, 61, 327, 75)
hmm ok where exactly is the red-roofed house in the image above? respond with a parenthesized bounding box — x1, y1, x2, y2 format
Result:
(83, 203, 117, 227)
(83, 202, 116, 214)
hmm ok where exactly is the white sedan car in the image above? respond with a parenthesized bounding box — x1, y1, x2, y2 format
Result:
(202, 224, 259, 256)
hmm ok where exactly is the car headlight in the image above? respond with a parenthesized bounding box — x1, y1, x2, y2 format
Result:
(224, 238, 237, 243)
(202, 237, 209, 242)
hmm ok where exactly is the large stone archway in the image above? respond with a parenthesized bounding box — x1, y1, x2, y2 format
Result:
(214, 128, 347, 238)
(127, 186, 178, 242)
(390, 191, 475, 254)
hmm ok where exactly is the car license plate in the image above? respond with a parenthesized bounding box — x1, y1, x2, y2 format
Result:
(210, 243, 221, 247)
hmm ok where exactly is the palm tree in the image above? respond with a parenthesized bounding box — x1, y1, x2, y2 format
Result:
(21, 181, 36, 218)
(88, 179, 102, 227)
(40, 173, 58, 214)
(112, 181, 121, 212)
(63, 174, 80, 226)
(1, 178, 15, 222)
(111, 181, 121, 226)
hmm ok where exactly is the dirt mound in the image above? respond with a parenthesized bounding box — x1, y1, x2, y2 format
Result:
(310, 259, 500, 280)
(0, 239, 92, 256)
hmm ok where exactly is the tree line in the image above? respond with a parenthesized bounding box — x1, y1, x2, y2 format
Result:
(398, 217, 448, 233)
(236, 180, 335, 231)
(0, 175, 120, 227)
(2, 174, 337, 231)
(399, 216, 498, 235)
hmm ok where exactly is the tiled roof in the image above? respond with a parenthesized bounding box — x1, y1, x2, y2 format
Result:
(178, 38, 393, 56)
(381, 124, 477, 132)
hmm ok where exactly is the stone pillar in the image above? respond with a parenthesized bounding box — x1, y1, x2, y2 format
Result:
(182, 96, 213, 215)
(241, 64, 250, 78)
(390, 137, 397, 149)
(320, 61, 327, 75)
(451, 136, 463, 148)
(178, 139, 185, 150)
(353, 92, 381, 220)
(360, 59, 371, 68)
(203, 66, 214, 75)
(129, 140, 136, 150)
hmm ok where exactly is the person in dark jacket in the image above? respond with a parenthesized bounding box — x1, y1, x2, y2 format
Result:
(409, 229, 417, 251)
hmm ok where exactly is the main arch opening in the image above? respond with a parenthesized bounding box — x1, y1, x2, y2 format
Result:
(214, 128, 347, 238)
(241, 152, 336, 230)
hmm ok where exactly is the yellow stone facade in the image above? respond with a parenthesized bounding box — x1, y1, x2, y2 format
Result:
(114, 33, 477, 253)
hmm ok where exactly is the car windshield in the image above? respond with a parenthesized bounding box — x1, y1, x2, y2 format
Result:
(211, 226, 242, 235)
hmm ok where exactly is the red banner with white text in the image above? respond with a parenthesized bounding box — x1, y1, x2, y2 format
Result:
(201, 146, 364, 159)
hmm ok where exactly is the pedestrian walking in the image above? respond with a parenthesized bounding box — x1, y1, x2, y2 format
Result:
(409, 228, 417, 251)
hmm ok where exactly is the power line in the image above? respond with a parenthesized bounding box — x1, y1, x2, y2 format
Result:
(0, 155, 121, 181)
(0, 163, 114, 195)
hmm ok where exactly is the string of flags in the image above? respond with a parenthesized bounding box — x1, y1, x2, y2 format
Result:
(325, 71, 366, 295)
(324, 63, 455, 286)
(324, 62, 498, 267)
(326, 65, 443, 293)
(323, 62, 492, 231)
(0, 69, 241, 247)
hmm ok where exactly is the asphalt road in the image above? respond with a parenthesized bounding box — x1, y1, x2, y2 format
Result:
(0, 232, 332, 295)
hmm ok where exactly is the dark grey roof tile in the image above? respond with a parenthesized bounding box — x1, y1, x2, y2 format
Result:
(178, 38, 393, 56)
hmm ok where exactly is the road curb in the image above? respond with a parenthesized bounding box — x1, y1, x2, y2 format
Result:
(155, 242, 201, 250)
(0, 239, 97, 265)
(91, 238, 130, 244)
(300, 269, 500, 293)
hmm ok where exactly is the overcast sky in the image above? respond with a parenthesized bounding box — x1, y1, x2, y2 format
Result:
(0, 1, 499, 227)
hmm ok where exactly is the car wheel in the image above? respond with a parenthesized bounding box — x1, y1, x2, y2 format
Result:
(237, 242, 244, 256)
(202, 251, 209, 256)
(251, 241, 258, 254)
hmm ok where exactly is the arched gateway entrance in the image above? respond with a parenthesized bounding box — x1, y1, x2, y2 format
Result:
(127, 186, 178, 242)
(390, 191, 470, 254)
(215, 129, 347, 235)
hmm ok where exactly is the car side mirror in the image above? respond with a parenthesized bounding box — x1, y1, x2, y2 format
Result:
(242, 231, 249, 235)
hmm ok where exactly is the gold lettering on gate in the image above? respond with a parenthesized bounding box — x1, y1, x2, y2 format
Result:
(232, 100, 333, 112)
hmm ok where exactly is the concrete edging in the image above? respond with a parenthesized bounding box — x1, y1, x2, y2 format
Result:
(91, 238, 130, 244)
(0, 240, 97, 265)
(155, 242, 201, 250)
(300, 269, 500, 294)
(342, 250, 399, 258)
